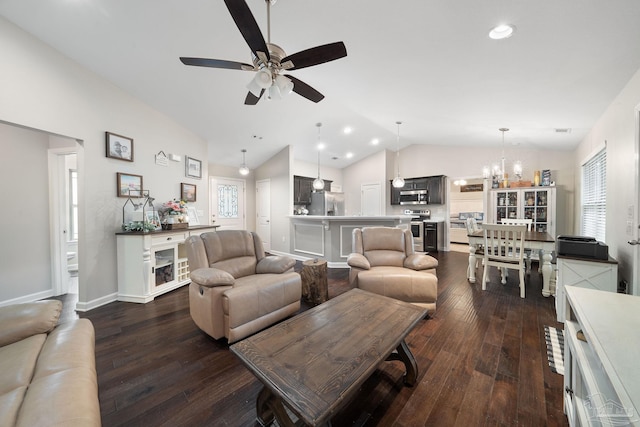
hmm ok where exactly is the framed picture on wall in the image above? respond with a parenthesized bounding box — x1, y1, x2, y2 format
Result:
(187, 206, 200, 225)
(106, 132, 134, 162)
(117, 172, 143, 197)
(181, 183, 196, 202)
(185, 156, 202, 179)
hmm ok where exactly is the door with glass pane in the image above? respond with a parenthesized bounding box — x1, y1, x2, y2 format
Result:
(209, 177, 246, 230)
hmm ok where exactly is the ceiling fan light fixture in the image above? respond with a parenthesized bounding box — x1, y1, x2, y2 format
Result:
(274, 74, 294, 95)
(254, 68, 273, 88)
(247, 78, 263, 97)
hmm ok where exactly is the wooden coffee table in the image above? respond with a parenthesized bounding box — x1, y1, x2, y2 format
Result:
(230, 288, 427, 426)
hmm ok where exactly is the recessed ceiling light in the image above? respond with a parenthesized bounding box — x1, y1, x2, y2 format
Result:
(317, 142, 326, 150)
(346, 152, 354, 159)
(489, 24, 516, 40)
(371, 138, 379, 145)
(343, 126, 353, 134)
(555, 128, 572, 133)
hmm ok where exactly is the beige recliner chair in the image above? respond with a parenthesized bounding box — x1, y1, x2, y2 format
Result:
(185, 230, 301, 343)
(347, 227, 438, 312)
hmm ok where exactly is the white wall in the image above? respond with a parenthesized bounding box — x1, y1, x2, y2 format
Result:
(0, 17, 208, 309)
(254, 146, 292, 254)
(292, 159, 343, 191)
(0, 124, 52, 302)
(573, 67, 640, 295)
(342, 150, 387, 216)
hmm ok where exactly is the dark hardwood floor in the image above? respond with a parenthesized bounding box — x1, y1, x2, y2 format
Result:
(59, 250, 568, 426)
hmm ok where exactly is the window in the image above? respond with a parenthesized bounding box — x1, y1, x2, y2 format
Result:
(581, 148, 606, 241)
(69, 169, 78, 241)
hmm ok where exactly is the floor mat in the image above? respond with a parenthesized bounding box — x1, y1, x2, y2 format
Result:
(544, 325, 564, 375)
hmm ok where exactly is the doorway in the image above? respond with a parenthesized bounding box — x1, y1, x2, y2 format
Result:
(361, 182, 382, 216)
(48, 148, 79, 295)
(256, 179, 271, 252)
(209, 176, 246, 230)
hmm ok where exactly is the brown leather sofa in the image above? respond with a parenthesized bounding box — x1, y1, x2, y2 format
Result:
(347, 227, 438, 312)
(185, 230, 301, 343)
(0, 300, 100, 426)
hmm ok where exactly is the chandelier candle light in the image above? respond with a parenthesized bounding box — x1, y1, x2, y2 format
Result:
(313, 122, 325, 190)
(392, 121, 405, 188)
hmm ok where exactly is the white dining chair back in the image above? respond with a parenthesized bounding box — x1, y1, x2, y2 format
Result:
(481, 223, 528, 298)
(500, 218, 532, 230)
(466, 217, 481, 234)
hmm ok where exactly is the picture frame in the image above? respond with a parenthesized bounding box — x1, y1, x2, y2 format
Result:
(145, 210, 162, 231)
(117, 172, 143, 197)
(181, 183, 197, 202)
(106, 132, 134, 162)
(185, 156, 202, 179)
(187, 206, 200, 226)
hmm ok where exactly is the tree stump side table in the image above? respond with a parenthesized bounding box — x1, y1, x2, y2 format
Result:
(301, 259, 328, 305)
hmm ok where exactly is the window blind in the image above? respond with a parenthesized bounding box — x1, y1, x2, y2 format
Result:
(581, 148, 606, 241)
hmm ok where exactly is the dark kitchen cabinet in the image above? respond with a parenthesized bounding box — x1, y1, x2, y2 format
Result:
(294, 176, 333, 204)
(390, 176, 446, 206)
(294, 175, 314, 204)
(390, 180, 402, 205)
(426, 175, 445, 204)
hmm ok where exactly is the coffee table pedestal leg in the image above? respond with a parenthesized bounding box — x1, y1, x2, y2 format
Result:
(386, 339, 418, 386)
(257, 386, 333, 427)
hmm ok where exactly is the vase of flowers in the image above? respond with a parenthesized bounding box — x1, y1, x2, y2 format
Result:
(159, 199, 189, 229)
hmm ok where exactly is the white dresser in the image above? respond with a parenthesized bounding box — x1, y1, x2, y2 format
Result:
(564, 287, 640, 426)
(556, 255, 618, 323)
(116, 226, 218, 303)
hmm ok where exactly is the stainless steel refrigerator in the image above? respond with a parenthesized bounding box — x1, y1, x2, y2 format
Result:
(309, 192, 345, 216)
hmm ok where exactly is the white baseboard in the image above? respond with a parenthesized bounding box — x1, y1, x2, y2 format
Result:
(75, 292, 118, 312)
(0, 290, 55, 307)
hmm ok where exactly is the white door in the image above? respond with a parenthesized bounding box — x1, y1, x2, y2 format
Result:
(361, 182, 382, 216)
(209, 177, 246, 230)
(256, 179, 271, 252)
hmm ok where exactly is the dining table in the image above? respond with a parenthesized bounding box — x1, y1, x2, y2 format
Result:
(467, 230, 556, 297)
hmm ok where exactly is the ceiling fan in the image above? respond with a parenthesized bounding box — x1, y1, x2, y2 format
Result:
(179, 0, 347, 105)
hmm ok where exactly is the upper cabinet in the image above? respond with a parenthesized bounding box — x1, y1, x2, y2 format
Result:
(390, 175, 446, 205)
(294, 175, 333, 205)
(489, 187, 556, 235)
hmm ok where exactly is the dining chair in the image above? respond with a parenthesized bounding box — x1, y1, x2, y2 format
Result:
(501, 218, 534, 274)
(481, 223, 527, 298)
(466, 217, 483, 273)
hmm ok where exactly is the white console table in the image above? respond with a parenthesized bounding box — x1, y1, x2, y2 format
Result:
(564, 287, 640, 426)
(556, 255, 618, 323)
(116, 225, 218, 303)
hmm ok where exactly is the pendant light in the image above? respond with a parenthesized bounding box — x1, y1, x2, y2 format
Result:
(238, 149, 250, 176)
(312, 122, 325, 190)
(392, 121, 405, 188)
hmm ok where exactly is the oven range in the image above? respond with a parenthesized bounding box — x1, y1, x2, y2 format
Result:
(404, 209, 431, 252)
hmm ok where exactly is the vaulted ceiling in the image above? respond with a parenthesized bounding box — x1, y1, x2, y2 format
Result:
(2, 0, 640, 170)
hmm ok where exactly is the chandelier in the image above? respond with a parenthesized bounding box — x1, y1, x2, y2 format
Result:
(482, 128, 522, 183)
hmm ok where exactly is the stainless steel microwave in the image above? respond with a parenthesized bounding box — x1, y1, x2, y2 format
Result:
(399, 189, 428, 205)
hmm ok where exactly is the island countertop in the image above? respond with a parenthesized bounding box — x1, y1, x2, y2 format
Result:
(288, 215, 412, 266)
(288, 215, 413, 220)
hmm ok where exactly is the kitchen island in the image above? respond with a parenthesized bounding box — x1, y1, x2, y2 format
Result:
(289, 215, 412, 267)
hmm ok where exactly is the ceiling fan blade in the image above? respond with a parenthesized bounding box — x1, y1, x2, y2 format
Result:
(180, 57, 254, 71)
(285, 75, 325, 103)
(224, 0, 270, 62)
(281, 42, 347, 71)
(244, 89, 264, 105)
